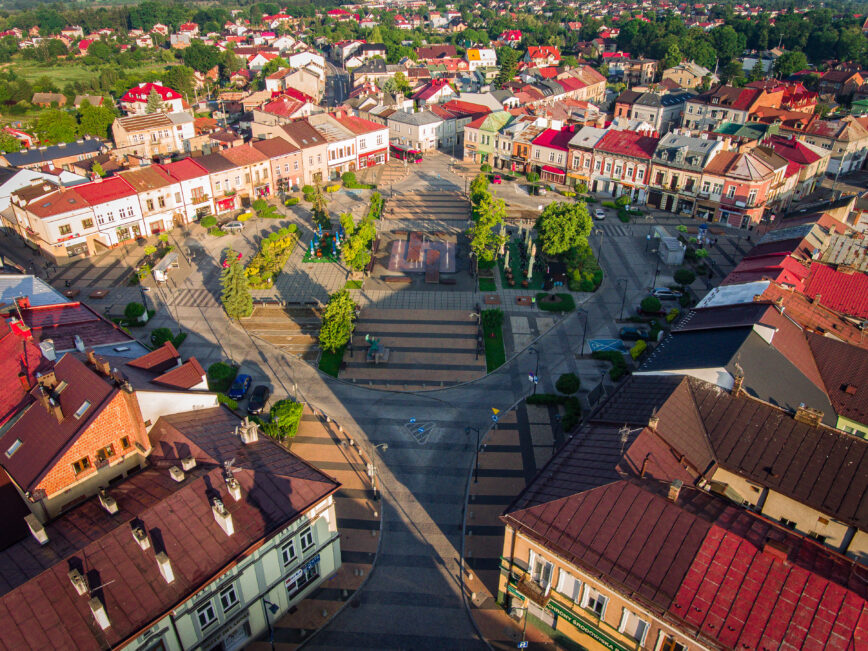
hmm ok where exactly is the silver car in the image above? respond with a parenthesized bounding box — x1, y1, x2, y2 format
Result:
(223, 221, 244, 232)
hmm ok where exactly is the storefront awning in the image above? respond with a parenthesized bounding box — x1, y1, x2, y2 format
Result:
(542, 165, 566, 175)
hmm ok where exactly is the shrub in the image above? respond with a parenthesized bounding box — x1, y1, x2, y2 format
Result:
(209, 228, 227, 237)
(630, 340, 647, 360)
(481, 308, 503, 331)
(303, 193, 314, 203)
(124, 302, 146, 321)
(665, 307, 680, 323)
(679, 294, 692, 308)
(592, 350, 629, 381)
(480, 163, 492, 172)
(325, 184, 340, 193)
(237, 212, 253, 222)
(201, 215, 217, 228)
(143, 244, 157, 256)
(676, 225, 688, 233)
(526, 172, 539, 183)
(285, 197, 299, 206)
(601, 200, 617, 208)
(535, 292, 576, 312)
(562, 191, 576, 197)
(301, 185, 314, 194)
(150, 327, 178, 348)
(207, 362, 238, 393)
(640, 296, 662, 313)
(615, 194, 630, 207)
(341, 171, 357, 186)
(674, 268, 696, 286)
(267, 399, 304, 440)
(217, 393, 238, 410)
(555, 373, 580, 395)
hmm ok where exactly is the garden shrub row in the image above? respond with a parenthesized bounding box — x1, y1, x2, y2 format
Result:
(245, 225, 299, 289)
(526, 393, 582, 431)
(592, 350, 629, 381)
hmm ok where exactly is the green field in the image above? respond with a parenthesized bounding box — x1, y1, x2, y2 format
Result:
(7, 59, 171, 87)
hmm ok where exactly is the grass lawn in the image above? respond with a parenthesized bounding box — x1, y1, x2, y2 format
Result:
(499, 239, 544, 290)
(478, 277, 496, 291)
(319, 344, 346, 377)
(10, 59, 169, 86)
(482, 321, 506, 372)
(344, 279, 363, 289)
(536, 292, 576, 312)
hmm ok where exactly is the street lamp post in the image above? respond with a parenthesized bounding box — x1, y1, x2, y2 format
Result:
(617, 278, 628, 320)
(578, 309, 589, 357)
(365, 442, 389, 499)
(465, 426, 481, 483)
(528, 346, 540, 395)
(263, 598, 279, 651)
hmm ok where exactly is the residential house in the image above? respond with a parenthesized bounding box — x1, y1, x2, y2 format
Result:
(252, 137, 304, 192)
(73, 176, 146, 246)
(498, 119, 547, 174)
(524, 46, 560, 67)
(795, 117, 868, 176)
(531, 125, 575, 185)
(279, 120, 330, 186)
(698, 150, 776, 226)
(156, 157, 214, 222)
(112, 112, 196, 159)
(333, 113, 390, 170)
(761, 135, 830, 211)
(251, 96, 318, 135)
(196, 153, 243, 214)
(411, 79, 456, 107)
(388, 110, 444, 153)
(0, 167, 87, 215)
(608, 57, 658, 86)
(466, 48, 496, 71)
(0, 139, 105, 172)
(120, 81, 184, 115)
(807, 334, 868, 438)
(566, 125, 607, 186)
(662, 60, 717, 89)
(614, 90, 693, 135)
(264, 67, 324, 101)
(119, 165, 184, 234)
(682, 85, 765, 131)
(818, 69, 865, 98)
(306, 113, 358, 179)
(499, 30, 522, 46)
(72, 94, 104, 109)
(591, 129, 659, 202)
(415, 44, 457, 62)
(429, 100, 491, 155)
(219, 144, 273, 201)
(463, 111, 513, 164)
(351, 59, 393, 87)
(31, 92, 66, 108)
(647, 132, 725, 215)
(561, 65, 607, 104)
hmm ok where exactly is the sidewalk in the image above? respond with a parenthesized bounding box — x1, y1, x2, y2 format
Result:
(247, 406, 383, 650)
(462, 404, 561, 650)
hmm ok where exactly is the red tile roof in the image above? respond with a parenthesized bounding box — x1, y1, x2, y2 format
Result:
(21, 186, 89, 218)
(19, 302, 135, 352)
(0, 319, 51, 427)
(334, 114, 387, 135)
(262, 96, 305, 117)
(531, 126, 575, 151)
(803, 263, 868, 319)
(505, 478, 868, 650)
(722, 253, 809, 290)
(807, 333, 868, 426)
(527, 46, 560, 60)
(595, 129, 658, 159)
(72, 176, 136, 205)
(151, 358, 206, 390)
(438, 99, 491, 116)
(120, 82, 182, 103)
(126, 341, 179, 374)
(767, 134, 823, 165)
(219, 143, 269, 166)
(155, 157, 209, 182)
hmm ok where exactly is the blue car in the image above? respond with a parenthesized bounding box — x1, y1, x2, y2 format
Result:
(228, 374, 252, 400)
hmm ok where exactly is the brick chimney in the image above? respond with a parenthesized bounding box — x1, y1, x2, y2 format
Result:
(667, 479, 683, 502)
(648, 409, 659, 430)
(793, 404, 823, 427)
(17, 372, 30, 391)
(731, 371, 745, 397)
(49, 396, 63, 423)
(36, 369, 57, 390)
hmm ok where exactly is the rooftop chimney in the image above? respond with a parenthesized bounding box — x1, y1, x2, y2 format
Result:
(95, 356, 111, 376)
(68, 568, 89, 596)
(37, 386, 50, 411)
(212, 498, 234, 536)
(237, 417, 260, 444)
(648, 410, 659, 430)
(39, 339, 56, 361)
(17, 372, 30, 391)
(36, 369, 57, 390)
(226, 476, 242, 501)
(763, 539, 789, 563)
(74, 334, 85, 353)
(86, 349, 97, 367)
(131, 526, 150, 550)
(24, 514, 48, 545)
(168, 466, 185, 482)
(89, 597, 111, 630)
(181, 457, 197, 471)
(49, 396, 63, 423)
(156, 551, 175, 584)
(667, 479, 683, 502)
(98, 491, 118, 515)
(793, 404, 823, 428)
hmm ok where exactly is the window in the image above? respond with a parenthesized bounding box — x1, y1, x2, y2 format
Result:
(72, 457, 91, 474)
(725, 186, 736, 199)
(293, 160, 299, 170)
(82, 219, 94, 229)
(317, 154, 322, 164)
(780, 517, 797, 529)
(219, 584, 239, 613)
(146, 199, 154, 211)
(748, 189, 757, 205)
(614, 165, 622, 177)
(701, 181, 710, 193)
(619, 609, 649, 645)
(281, 539, 297, 566)
(533, 148, 540, 159)
(529, 550, 553, 589)
(555, 569, 581, 603)
(604, 162, 612, 174)
(96, 444, 115, 462)
(196, 601, 217, 630)
(236, 176, 242, 185)
(376, 134, 384, 146)
(175, 192, 181, 203)
(359, 138, 366, 149)
(285, 559, 320, 598)
(582, 585, 608, 618)
(661, 637, 688, 651)
(284, 163, 290, 173)
(158, 196, 165, 208)
(594, 160, 601, 172)
(300, 527, 314, 551)
(548, 151, 555, 162)
(120, 436, 131, 449)
(58, 224, 72, 235)
(74, 401, 91, 419)
(215, 180, 221, 191)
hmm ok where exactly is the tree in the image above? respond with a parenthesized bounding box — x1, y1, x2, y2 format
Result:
(748, 58, 765, 82)
(0, 133, 21, 153)
(674, 268, 696, 286)
(662, 43, 682, 71)
(369, 26, 384, 43)
(537, 201, 592, 256)
(318, 290, 357, 353)
(773, 50, 808, 78)
(78, 101, 116, 138)
(469, 173, 489, 205)
(640, 296, 662, 313)
(220, 249, 253, 320)
(91, 162, 106, 178)
(182, 40, 220, 73)
(266, 399, 303, 440)
(710, 25, 740, 63)
(35, 109, 78, 144)
(145, 87, 163, 113)
(392, 71, 411, 95)
(468, 194, 507, 264)
(163, 65, 195, 98)
(494, 46, 518, 88)
(721, 59, 745, 85)
(341, 212, 377, 272)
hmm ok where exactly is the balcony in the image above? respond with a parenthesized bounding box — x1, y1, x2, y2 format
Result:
(191, 194, 210, 205)
(516, 574, 550, 608)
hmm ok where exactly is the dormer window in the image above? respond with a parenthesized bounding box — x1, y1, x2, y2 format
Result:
(74, 400, 91, 420)
(5, 439, 22, 458)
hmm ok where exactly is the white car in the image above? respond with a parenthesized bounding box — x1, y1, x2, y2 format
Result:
(594, 208, 606, 220)
(651, 287, 683, 300)
(223, 221, 244, 232)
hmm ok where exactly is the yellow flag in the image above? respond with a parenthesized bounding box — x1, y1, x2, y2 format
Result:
(491, 407, 500, 415)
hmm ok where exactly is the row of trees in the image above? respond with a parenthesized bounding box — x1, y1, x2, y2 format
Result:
(467, 174, 507, 266)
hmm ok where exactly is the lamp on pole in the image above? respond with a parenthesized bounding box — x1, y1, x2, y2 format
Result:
(617, 278, 628, 320)
(262, 598, 279, 651)
(511, 605, 529, 648)
(528, 346, 540, 395)
(365, 442, 389, 499)
(577, 309, 589, 357)
(465, 426, 481, 483)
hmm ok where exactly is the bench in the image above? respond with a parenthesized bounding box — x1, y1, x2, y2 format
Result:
(384, 276, 412, 284)
(516, 296, 532, 306)
(484, 295, 501, 305)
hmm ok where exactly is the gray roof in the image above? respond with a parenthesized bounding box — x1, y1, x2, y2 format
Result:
(0, 274, 69, 307)
(652, 132, 720, 170)
(388, 110, 442, 126)
(354, 59, 386, 74)
(569, 126, 607, 149)
(3, 140, 105, 167)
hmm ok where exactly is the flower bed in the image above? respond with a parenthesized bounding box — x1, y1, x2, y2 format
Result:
(244, 226, 299, 289)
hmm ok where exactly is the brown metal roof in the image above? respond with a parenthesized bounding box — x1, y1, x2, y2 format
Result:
(807, 333, 868, 426)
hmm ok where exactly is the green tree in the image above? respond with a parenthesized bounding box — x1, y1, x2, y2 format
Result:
(220, 249, 253, 320)
(494, 46, 518, 88)
(145, 87, 163, 113)
(182, 40, 220, 73)
(710, 25, 740, 63)
(469, 173, 489, 205)
(0, 133, 21, 153)
(663, 43, 682, 71)
(163, 64, 195, 98)
(721, 59, 745, 85)
(341, 212, 377, 272)
(773, 50, 808, 78)
(91, 162, 106, 177)
(468, 194, 507, 263)
(35, 109, 78, 144)
(674, 268, 696, 286)
(266, 399, 303, 440)
(748, 58, 765, 82)
(78, 101, 116, 138)
(318, 290, 357, 353)
(640, 296, 662, 313)
(369, 26, 384, 43)
(392, 71, 411, 95)
(537, 201, 592, 256)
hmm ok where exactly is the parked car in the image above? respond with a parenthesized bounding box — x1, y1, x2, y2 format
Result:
(492, 174, 502, 184)
(594, 208, 606, 220)
(247, 385, 271, 414)
(224, 221, 244, 232)
(651, 287, 683, 300)
(619, 326, 651, 341)
(227, 374, 252, 400)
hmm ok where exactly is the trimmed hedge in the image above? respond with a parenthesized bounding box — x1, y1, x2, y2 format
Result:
(555, 373, 580, 394)
(526, 393, 582, 431)
(536, 293, 576, 312)
(207, 362, 238, 393)
(592, 350, 629, 381)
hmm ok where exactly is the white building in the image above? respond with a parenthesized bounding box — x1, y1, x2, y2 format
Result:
(156, 158, 215, 222)
(74, 176, 147, 245)
(387, 110, 443, 152)
(307, 113, 360, 178)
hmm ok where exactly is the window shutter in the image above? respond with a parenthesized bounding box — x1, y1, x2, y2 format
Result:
(528, 549, 536, 576)
(618, 608, 628, 633)
(556, 568, 567, 594)
(580, 584, 590, 608)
